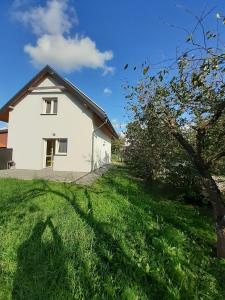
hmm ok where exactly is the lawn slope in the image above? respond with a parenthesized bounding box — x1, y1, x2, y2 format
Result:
(0, 166, 224, 299)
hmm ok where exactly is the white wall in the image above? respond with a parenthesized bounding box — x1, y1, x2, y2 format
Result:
(93, 127, 111, 170)
(7, 77, 96, 172)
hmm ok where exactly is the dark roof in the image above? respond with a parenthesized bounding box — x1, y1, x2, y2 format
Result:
(0, 128, 8, 133)
(0, 65, 118, 138)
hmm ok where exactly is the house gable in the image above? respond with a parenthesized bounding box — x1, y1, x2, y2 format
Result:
(0, 66, 118, 139)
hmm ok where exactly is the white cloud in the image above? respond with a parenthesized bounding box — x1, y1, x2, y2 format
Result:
(119, 131, 126, 138)
(12, 0, 114, 74)
(14, 0, 77, 35)
(25, 34, 113, 73)
(111, 119, 127, 131)
(103, 87, 112, 95)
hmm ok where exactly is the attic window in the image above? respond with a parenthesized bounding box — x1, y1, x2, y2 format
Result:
(43, 98, 58, 114)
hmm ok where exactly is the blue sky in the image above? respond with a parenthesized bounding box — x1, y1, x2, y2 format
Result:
(0, 0, 224, 132)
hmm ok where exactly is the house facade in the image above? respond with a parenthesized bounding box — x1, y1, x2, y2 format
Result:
(0, 66, 117, 172)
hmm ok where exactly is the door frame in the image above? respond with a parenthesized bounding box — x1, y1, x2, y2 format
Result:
(43, 139, 56, 168)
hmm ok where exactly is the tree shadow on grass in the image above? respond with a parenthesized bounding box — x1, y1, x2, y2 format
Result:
(9, 166, 225, 298)
(32, 181, 170, 299)
(12, 216, 72, 300)
(0, 182, 47, 226)
(27, 174, 217, 298)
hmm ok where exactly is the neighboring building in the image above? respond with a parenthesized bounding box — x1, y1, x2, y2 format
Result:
(0, 66, 117, 172)
(0, 129, 8, 148)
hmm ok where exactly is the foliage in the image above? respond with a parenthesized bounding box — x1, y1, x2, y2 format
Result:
(214, 157, 225, 175)
(124, 15, 225, 194)
(111, 135, 125, 162)
(124, 118, 171, 180)
(125, 41, 225, 175)
(0, 166, 225, 299)
(124, 14, 225, 257)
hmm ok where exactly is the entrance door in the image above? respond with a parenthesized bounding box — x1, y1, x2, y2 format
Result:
(45, 139, 55, 167)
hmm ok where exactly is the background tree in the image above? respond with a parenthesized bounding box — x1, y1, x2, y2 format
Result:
(124, 13, 225, 258)
(111, 134, 125, 162)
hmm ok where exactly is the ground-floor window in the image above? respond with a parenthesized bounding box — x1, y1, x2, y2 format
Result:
(56, 138, 68, 155)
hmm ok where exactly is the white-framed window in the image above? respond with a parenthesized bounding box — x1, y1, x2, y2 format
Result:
(43, 98, 58, 114)
(55, 138, 68, 155)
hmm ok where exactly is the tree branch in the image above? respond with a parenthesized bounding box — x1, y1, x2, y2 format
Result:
(208, 149, 225, 166)
(162, 108, 198, 160)
(196, 127, 206, 158)
(172, 130, 197, 158)
(162, 108, 211, 176)
(204, 101, 225, 129)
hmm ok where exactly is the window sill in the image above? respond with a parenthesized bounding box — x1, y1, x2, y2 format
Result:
(40, 113, 57, 115)
(55, 153, 67, 156)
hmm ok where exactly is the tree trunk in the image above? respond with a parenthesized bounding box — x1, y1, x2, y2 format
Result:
(171, 129, 225, 257)
(187, 154, 225, 258)
(201, 174, 225, 258)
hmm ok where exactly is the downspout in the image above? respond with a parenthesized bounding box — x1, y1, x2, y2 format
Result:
(91, 118, 108, 171)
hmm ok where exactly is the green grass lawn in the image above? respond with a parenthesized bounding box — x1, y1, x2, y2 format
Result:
(0, 166, 224, 300)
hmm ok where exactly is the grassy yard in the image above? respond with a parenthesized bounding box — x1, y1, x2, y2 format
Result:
(0, 166, 224, 299)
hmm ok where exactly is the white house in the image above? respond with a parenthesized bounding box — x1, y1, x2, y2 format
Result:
(0, 66, 118, 172)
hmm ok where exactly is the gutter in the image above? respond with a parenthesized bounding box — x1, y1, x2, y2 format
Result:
(91, 118, 108, 172)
